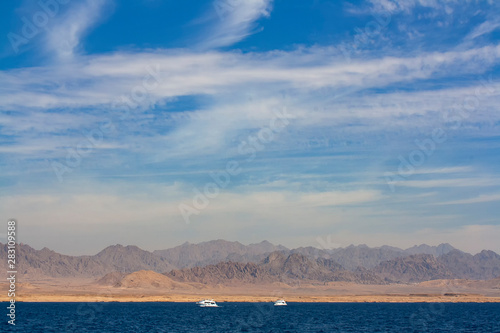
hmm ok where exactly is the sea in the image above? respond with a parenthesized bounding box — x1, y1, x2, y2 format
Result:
(2, 302, 500, 332)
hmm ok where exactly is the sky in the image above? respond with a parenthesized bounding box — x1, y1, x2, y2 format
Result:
(0, 0, 499, 255)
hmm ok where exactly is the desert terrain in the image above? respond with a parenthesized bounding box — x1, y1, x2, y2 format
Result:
(2, 271, 499, 303)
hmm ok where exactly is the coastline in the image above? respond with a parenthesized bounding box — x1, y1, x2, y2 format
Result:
(4, 279, 499, 303)
(4, 294, 500, 303)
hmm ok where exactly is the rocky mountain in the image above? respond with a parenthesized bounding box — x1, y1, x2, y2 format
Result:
(166, 261, 274, 285)
(264, 252, 384, 284)
(153, 241, 458, 271)
(373, 254, 455, 283)
(0, 243, 174, 279)
(326, 245, 406, 270)
(437, 250, 500, 280)
(323, 243, 457, 271)
(370, 250, 500, 283)
(153, 239, 288, 269)
(94, 244, 174, 273)
(2, 240, 498, 284)
(289, 246, 331, 259)
(165, 252, 385, 285)
(322, 247, 499, 283)
(404, 243, 456, 256)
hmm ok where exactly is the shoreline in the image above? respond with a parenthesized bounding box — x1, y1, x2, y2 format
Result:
(4, 294, 500, 303)
(4, 279, 499, 303)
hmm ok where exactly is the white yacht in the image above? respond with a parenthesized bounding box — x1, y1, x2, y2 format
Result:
(274, 299, 287, 306)
(196, 299, 213, 305)
(197, 299, 218, 307)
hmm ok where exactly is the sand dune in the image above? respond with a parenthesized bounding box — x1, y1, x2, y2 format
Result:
(111, 270, 196, 289)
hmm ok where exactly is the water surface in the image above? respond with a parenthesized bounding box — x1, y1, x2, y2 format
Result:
(3, 302, 500, 332)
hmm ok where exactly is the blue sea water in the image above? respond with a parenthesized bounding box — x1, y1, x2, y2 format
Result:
(2, 302, 500, 332)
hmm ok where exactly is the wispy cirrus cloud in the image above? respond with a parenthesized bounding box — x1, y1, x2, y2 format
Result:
(465, 19, 500, 41)
(366, 0, 460, 14)
(198, 0, 273, 49)
(45, 0, 112, 60)
(1, 42, 500, 170)
(396, 166, 474, 177)
(400, 178, 500, 188)
(1, 43, 500, 111)
(436, 193, 500, 205)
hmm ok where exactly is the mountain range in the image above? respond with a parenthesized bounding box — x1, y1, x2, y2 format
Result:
(164, 251, 385, 286)
(0, 243, 173, 279)
(153, 240, 287, 269)
(1, 240, 499, 285)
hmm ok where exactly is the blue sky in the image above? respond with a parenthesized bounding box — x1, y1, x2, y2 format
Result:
(1, 0, 500, 255)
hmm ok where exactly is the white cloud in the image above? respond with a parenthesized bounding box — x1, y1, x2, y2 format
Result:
(0, 180, 382, 227)
(0, 181, 383, 252)
(1, 44, 500, 112)
(45, 0, 111, 60)
(367, 0, 459, 14)
(2, 44, 500, 169)
(397, 166, 473, 176)
(465, 19, 500, 41)
(2, 0, 499, 256)
(298, 190, 381, 207)
(0, 183, 187, 226)
(436, 193, 500, 205)
(400, 178, 500, 188)
(2, 176, 497, 254)
(199, 0, 273, 49)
